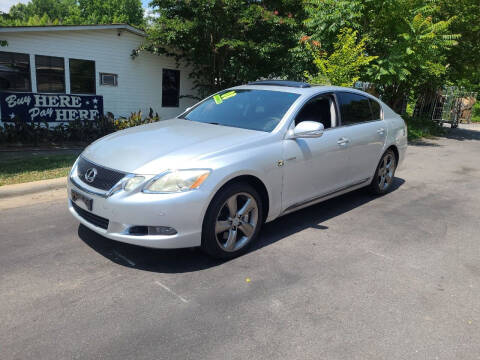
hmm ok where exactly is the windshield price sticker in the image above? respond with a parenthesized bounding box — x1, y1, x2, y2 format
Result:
(213, 91, 237, 104)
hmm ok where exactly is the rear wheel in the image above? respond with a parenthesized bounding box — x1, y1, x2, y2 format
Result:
(201, 182, 263, 259)
(369, 149, 397, 195)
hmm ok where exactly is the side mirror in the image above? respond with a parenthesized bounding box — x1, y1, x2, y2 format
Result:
(287, 121, 324, 139)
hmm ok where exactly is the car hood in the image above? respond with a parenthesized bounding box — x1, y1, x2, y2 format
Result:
(81, 119, 268, 174)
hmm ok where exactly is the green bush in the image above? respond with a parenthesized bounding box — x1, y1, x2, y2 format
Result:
(0, 109, 160, 146)
(472, 102, 480, 123)
(114, 109, 160, 130)
(404, 115, 445, 141)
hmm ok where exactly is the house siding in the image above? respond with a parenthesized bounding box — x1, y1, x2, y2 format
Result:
(0, 28, 198, 122)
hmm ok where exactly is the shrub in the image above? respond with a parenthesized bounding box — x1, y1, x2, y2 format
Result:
(0, 108, 161, 146)
(404, 114, 445, 141)
(114, 109, 160, 130)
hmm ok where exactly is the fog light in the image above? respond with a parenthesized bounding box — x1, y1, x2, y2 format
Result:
(148, 226, 177, 236)
(129, 226, 148, 235)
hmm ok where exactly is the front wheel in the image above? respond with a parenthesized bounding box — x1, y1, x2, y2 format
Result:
(201, 182, 263, 259)
(369, 149, 397, 195)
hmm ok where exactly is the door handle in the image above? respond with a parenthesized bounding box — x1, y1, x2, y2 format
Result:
(337, 137, 350, 146)
(377, 128, 385, 135)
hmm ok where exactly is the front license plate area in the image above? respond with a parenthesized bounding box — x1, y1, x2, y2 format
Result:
(71, 189, 93, 211)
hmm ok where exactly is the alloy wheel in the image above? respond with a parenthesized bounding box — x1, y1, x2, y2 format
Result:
(215, 192, 259, 252)
(378, 152, 396, 190)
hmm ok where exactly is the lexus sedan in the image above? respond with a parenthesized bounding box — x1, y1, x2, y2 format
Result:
(68, 80, 407, 258)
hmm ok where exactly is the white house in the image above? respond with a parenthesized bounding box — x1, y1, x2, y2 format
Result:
(0, 24, 198, 124)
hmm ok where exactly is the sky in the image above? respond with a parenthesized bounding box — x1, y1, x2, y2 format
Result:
(1, 0, 152, 13)
(1, 0, 28, 13)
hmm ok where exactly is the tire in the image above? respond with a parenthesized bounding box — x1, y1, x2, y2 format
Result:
(369, 149, 397, 195)
(201, 182, 263, 259)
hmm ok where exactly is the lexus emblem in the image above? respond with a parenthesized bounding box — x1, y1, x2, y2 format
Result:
(84, 168, 97, 183)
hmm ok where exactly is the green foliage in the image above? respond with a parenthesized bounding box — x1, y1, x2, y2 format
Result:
(404, 114, 445, 140)
(145, 0, 306, 96)
(0, 0, 145, 27)
(0, 109, 160, 145)
(304, 28, 377, 87)
(472, 102, 480, 123)
(113, 108, 160, 130)
(303, 0, 364, 53)
(439, 0, 480, 93)
(76, 0, 144, 26)
(303, 0, 461, 112)
(368, 11, 459, 111)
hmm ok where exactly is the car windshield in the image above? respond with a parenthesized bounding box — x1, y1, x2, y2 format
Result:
(181, 89, 300, 132)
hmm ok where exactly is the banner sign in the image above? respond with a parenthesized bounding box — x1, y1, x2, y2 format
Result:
(0, 92, 103, 122)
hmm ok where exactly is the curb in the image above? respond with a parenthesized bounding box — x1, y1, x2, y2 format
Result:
(0, 177, 67, 199)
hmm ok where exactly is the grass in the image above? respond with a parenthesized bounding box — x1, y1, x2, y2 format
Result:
(0, 153, 78, 186)
(405, 115, 446, 141)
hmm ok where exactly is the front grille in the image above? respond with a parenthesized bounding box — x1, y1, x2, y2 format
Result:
(77, 157, 126, 191)
(72, 201, 109, 230)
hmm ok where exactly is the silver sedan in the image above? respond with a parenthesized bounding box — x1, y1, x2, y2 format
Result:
(68, 81, 407, 258)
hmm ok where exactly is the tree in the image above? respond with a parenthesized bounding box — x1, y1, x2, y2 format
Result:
(145, 0, 305, 97)
(0, 0, 144, 27)
(4, 0, 78, 25)
(304, 0, 460, 113)
(303, 0, 364, 54)
(439, 0, 480, 92)
(77, 0, 144, 26)
(368, 12, 459, 112)
(304, 28, 377, 87)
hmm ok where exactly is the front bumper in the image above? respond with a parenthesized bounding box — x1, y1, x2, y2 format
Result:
(68, 177, 206, 249)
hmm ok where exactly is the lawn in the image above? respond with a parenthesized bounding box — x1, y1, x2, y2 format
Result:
(0, 153, 78, 186)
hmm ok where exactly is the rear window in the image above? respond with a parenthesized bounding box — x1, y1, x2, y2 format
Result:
(182, 89, 300, 132)
(338, 92, 372, 125)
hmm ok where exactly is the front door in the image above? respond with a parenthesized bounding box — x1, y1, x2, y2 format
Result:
(281, 95, 352, 212)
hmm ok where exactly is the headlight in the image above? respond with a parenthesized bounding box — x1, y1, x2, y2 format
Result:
(124, 176, 145, 191)
(106, 175, 145, 196)
(143, 169, 210, 193)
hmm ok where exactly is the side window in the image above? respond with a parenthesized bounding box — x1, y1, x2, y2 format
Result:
(338, 92, 372, 125)
(295, 95, 334, 129)
(370, 99, 382, 120)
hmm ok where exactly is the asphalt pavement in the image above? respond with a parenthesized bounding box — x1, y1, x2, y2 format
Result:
(1, 127, 480, 359)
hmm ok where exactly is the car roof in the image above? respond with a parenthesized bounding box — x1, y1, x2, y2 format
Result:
(231, 83, 374, 97)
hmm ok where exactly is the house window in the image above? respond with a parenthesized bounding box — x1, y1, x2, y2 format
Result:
(35, 55, 65, 93)
(70, 59, 95, 94)
(100, 73, 118, 86)
(162, 69, 180, 107)
(0, 51, 31, 92)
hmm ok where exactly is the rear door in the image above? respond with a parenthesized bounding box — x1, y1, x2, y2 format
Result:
(336, 92, 387, 183)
